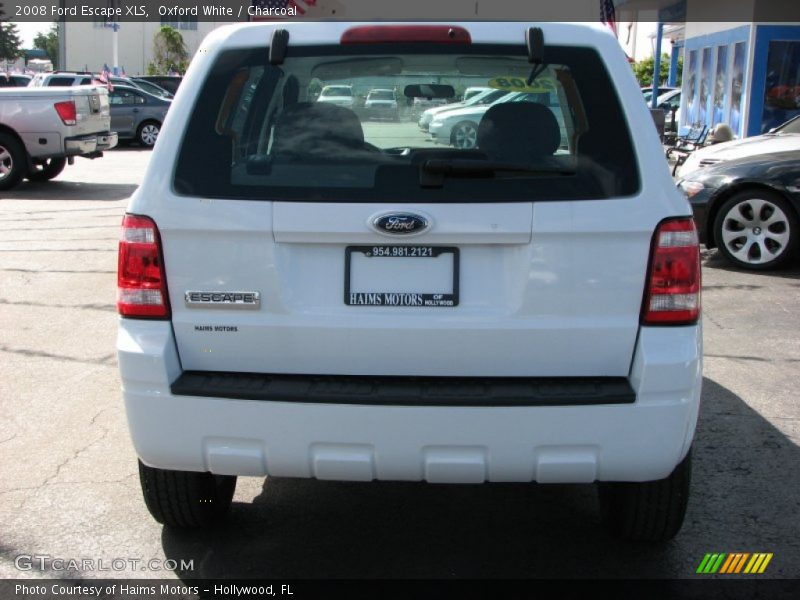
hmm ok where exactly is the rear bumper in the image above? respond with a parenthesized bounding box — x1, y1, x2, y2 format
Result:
(118, 321, 702, 484)
(64, 131, 118, 155)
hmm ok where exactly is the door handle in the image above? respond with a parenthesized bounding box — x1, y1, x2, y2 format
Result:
(132, 108, 140, 113)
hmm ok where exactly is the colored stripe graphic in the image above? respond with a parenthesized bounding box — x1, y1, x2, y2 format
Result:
(697, 553, 727, 573)
(699, 553, 773, 575)
(758, 553, 773, 573)
(733, 552, 750, 573)
(719, 554, 736, 574)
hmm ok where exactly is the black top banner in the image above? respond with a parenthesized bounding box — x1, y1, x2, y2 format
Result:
(4, 0, 800, 23)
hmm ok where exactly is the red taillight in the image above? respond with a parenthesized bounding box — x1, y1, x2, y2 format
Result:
(54, 100, 77, 126)
(642, 218, 701, 325)
(341, 25, 471, 45)
(117, 214, 170, 319)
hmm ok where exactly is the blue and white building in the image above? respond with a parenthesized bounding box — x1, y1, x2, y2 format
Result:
(619, 0, 800, 137)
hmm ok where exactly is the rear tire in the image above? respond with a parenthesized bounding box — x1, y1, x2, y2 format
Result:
(0, 132, 27, 191)
(598, 449, 692, 542)
(138, 460, 236, 528)
(26, 157, 67, 182)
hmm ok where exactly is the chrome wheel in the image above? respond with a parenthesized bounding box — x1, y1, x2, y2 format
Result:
(0, 145, 12, 182)
(713, 190, 798, 270)
(139, 123, 160, 147)
(719, 197, 791, 266)
(451, 121, 478, 149)
(0, 133, 26, 191)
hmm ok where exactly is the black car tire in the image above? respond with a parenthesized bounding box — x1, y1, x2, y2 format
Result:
(26, 157, 67, 182)
(137, 121, 161, 148)
(138, 460, 237, 528)
(598, 449, 691, 542)
(713, 189, 798, 270)
(0, 132, 27, 191)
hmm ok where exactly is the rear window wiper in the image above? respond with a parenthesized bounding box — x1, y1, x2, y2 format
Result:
(420, 158, 574, 187)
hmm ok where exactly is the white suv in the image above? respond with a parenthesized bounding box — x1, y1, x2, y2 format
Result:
(118, 22, 702, 541)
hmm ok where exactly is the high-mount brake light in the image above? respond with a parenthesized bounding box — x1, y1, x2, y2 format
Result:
(642, 218, 701, 325)
(341, 25, 471, 45)
(54, 100, 77, 126)
(117, 214, 170, 319)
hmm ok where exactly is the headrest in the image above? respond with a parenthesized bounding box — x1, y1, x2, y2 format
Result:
(272, 102, 365, 158)
(477, 102, 561, 162)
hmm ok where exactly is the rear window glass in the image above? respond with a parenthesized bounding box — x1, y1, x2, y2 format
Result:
(320, 85, 352, 96)
(368, 90, 395, 100)
(174, 44, 640, 202)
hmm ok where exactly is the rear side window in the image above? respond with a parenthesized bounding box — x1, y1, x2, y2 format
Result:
(47, 77, 77, 87)
(175, 44, 640, 202)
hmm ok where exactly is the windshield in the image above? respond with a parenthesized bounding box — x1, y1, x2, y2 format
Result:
(321, 86, 352, 97)
(774, 115, 800, 134)
(175, 44, 639, 202)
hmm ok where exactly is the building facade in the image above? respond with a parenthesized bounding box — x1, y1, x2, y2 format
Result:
(620, 0, 800, 137)
(61, 20, 230, 76)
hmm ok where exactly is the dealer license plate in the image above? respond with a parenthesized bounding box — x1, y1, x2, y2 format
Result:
(344, 246, 459, 307)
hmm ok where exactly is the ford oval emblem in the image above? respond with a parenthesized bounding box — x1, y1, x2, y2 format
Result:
(372, 213, 430, 236)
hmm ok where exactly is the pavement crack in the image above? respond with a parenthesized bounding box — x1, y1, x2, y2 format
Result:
(0, 345, 116, 367)
(0, 434, 17, 445)
(47, 428, 110, 482)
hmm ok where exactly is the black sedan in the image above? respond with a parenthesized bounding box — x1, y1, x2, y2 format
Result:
(678, 149, 800, 270)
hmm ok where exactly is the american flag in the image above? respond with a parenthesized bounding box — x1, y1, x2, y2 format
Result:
(250, 0, 317, 20)
(94, 64, 113, 91)
(600, 0, 618, 37)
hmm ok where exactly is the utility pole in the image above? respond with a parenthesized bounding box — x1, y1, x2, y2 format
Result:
(58, 0, 66, 69)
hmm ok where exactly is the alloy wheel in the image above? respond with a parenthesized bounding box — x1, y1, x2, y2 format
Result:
(720, 197, 791, 266)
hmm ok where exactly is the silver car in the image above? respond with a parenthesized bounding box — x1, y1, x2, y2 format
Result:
(108, 85, 171, 148)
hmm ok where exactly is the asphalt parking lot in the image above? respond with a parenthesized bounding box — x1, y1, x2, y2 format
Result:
(1, 146, 799, 581)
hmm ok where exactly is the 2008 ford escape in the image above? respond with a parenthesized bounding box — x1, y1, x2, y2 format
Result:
(117, 22, 702, 541)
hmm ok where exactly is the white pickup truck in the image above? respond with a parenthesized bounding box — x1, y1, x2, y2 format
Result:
(0, 86, 117, 191)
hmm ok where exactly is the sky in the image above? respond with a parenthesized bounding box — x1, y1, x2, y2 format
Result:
(9, 21, 50, 47)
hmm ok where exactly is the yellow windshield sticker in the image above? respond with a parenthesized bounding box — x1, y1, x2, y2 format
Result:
(488, 76, 556, 93)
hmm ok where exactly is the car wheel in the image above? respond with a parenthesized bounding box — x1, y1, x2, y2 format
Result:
(450, 121, 478, 149)
(0, 132, 27, 191)
(138, 460, 236, 528)
(137, 121, 161, 148)
(713, 189, 798, 270)
(26, 157, 67, 182)
(598, 449, 691, 542)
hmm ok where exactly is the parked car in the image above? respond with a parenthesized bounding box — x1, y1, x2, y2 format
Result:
(678, 149, 800, 269)
(418, 88, 509, 131)
(108, 85, 170, 147)
(316, 84, 355, 108)
(0, 73, 32, 87)
(642, 85, 678, 104)
(130, 78, 174, 100)
(0, 85, 117, 190)
(137, 76, 182, 96)
(677, 115, 800, 178)
(120, 22, 701, 542)
(28, 71, 95, 87)
(429, 91, 566, 149)
(462, 86, 492, 101)
(655, 88, 682, 128)
(363, 88, 398, 120)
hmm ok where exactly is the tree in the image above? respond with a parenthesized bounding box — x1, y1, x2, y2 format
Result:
(0, 3, 23, 66)
(33, 23, 58, 67)
(148, 25, 188, 76)
(633, 53, 682, 88)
